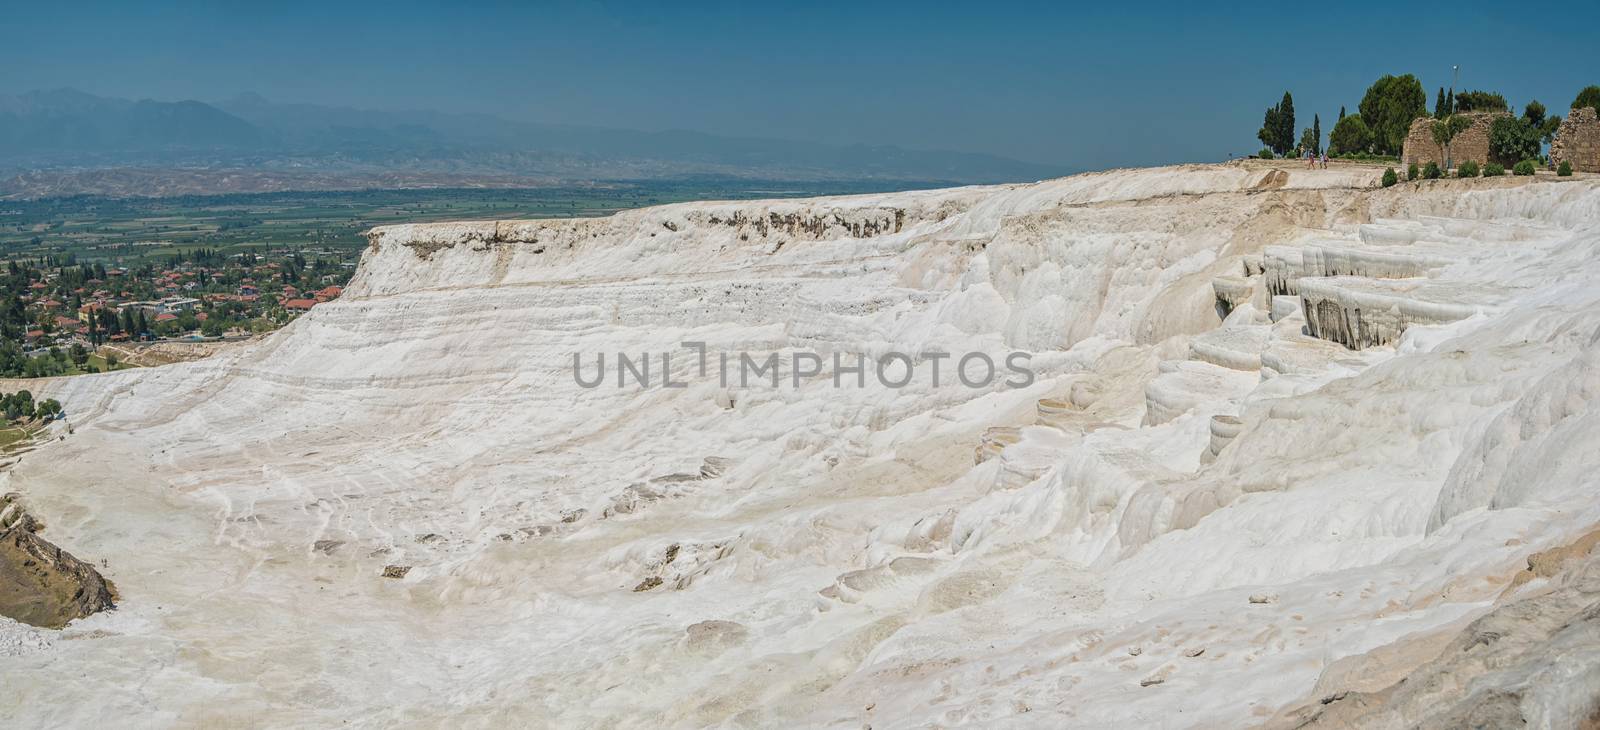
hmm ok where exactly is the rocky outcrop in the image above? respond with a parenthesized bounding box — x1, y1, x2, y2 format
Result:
(97, 338, 250, 367)
(1274, 528, 1600, 729)
(0, 494, 116, 629)
(1551, 106, 1600, 173)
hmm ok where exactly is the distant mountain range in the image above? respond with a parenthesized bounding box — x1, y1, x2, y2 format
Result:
(0, 89, 1070, 197)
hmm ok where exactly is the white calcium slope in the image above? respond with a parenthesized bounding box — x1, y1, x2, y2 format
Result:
(3, 164, 1599, 728)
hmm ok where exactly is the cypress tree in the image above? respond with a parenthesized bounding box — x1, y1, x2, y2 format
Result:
(1436, 88, 1447, 118)
(1278, 92, 1296, 154)
(1312, 114, 1322, 155)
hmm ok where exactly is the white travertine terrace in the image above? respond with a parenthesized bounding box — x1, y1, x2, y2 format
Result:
(4, 164, 1600, 727)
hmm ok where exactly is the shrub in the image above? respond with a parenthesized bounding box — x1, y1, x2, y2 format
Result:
(1558, 161, 1573, 177)
(1381, 168, 1398, 188)
(1258, 147, 1275, 160)
(1423, 161, 1442, 179)
(1334, 151, 1399, 163)
(1484, 162, 1505, 177)
(1407, 162, 1420, 181)
(1513, 160, 1537, 176)
(1457, 160, 1480, 178)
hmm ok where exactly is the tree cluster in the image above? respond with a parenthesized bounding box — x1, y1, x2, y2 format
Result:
(1261, 76, 1598, 166)
(1258, 92, 1297, 156)
(1, 389, 62, 422)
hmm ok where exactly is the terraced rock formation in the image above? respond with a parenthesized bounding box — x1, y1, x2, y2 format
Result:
(3, 162, 1599, 727)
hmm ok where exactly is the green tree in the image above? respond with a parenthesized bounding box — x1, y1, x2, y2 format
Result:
(1278, 92, 1296, 154)
(1489, 116, 1542, 167)
(1432, 115, 1473, 169)
(1328, 115, 1373, 155)
(1300, 127, 1318, 155)
(69, 343, 89, 367)
(1258, 105, 1281, 154)
(1572, 85, 1600, 117)
(1312, 114, 1321, 155)
(1453, 90, 1508, 113)
(1521, 100, 1562, 147)
(1257, 91, 1297, 156)
(1524, 100, 1547, 127)
(1435, 87, 1448, 119)
(1360, 75, 1428, 156)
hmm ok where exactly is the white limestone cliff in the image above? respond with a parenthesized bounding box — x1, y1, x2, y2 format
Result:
(3, 163, 1600, 727)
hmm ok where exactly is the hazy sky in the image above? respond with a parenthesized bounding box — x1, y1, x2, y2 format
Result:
(4, 0, 1597, 170)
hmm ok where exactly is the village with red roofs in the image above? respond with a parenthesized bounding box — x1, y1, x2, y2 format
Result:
(2, 247, 351, 377)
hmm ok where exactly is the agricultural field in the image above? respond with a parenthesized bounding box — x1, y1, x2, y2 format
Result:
(0, 180, 927, 265)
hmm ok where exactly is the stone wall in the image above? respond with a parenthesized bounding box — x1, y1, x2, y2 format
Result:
(1401, 112, 1506, 169)
(1551, 107, 1600, 173)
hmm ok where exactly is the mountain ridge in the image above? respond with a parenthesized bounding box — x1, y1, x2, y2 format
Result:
(0, 89, 1073, 189)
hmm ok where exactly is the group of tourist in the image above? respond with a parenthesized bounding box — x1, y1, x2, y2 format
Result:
(1304, 148, 1329, 169)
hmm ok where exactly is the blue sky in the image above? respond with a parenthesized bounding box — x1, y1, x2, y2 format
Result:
(3, 0, 1597, 170)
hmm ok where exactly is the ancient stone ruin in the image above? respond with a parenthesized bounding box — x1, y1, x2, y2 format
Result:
(1551, 107, 1600, 173)
(1401, 111, 1507, 169)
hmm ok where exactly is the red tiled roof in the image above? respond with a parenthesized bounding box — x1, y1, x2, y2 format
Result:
(284, 298, 317, 310)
